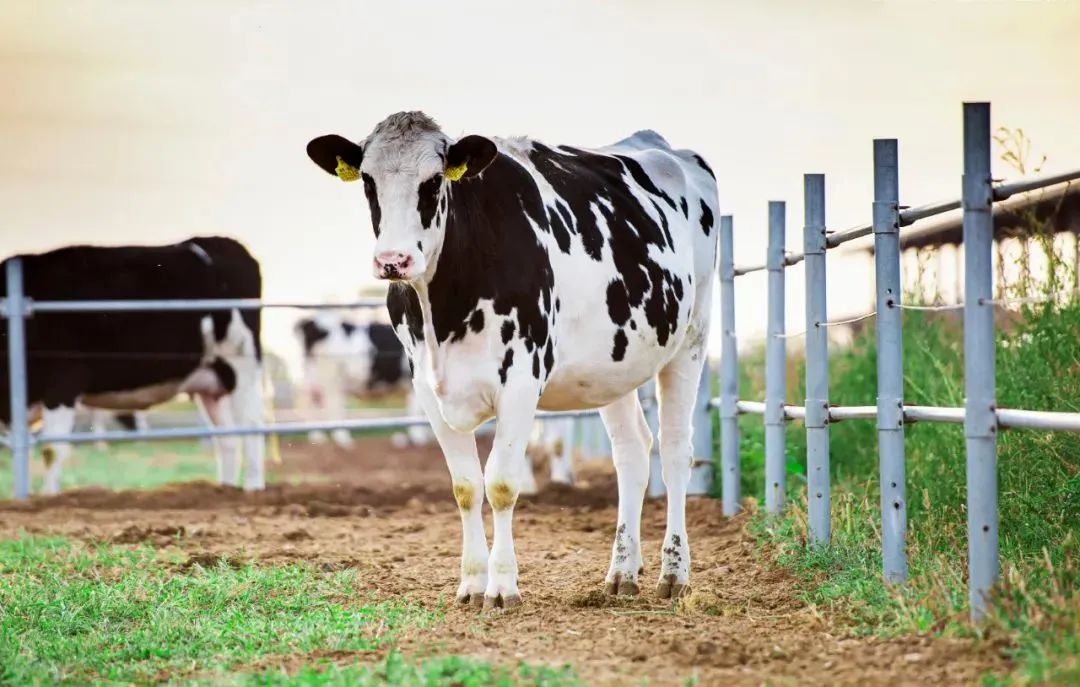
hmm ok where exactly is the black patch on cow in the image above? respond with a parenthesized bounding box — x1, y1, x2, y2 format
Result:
(367, 322, 407, 388)
(210, 357, 238, 394)
(555, 298, 561, 312)
(501, 320, 515, 344)
(115, 412, 138, 431)
(423, 152, 554, 368)
(417, 241, 423, 252)
(606, 279, 631, 326)
(699, 198, 714, 236)
(679, 196, 688, 218)
(386, 283, 424, 345)
(417, 174, 442, 229)
(0, 237, 262, 424)
(532, 350, 540, 379)
(297, 319, 329, 357)
(469, 309, 484, 334)
(673, 276, 684, 300)
(546, 206, 572, 254)
(691, 154, 715, 180)
(543, 341, 554, 377)
(614, 154, 677, 211)
(649, 199, 674, 249)
(630, 320, 637, 331)
(612, 329, 628, 362)
(362, 174, 382, 237)
(525, 144, 683, 348)
(498, 348, 514, 385)
(341, 320, 358, 337)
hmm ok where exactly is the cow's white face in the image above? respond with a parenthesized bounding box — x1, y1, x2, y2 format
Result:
(306, 112, 497, 283)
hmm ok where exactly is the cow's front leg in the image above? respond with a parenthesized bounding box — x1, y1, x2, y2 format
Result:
(483, 395, 538, 610)
(411, 379, 488, 606)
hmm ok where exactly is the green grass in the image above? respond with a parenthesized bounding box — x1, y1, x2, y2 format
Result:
(0, 536, 435, 685)
(735, 301, 1080, 685)
(227, 652, 583, 687)
(0, 536, 584, 686)
(0, 440, 219, 496)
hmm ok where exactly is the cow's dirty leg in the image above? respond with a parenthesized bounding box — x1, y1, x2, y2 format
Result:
(600, 392, 650, 596)
(412, 378, 487, 607)
(483, 399, 536, 610)
(654, 348, 705, 600)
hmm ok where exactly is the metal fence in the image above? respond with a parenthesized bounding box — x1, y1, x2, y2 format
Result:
(714, 101, 1080, 620)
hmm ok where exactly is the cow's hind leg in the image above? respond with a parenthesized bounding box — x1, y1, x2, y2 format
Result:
(412, 378, 488, 606)
(654, 343, 708, 599)
(40, 405, 77, 495)
(227, 358, 266, 491)
(599, 392, 651, 595)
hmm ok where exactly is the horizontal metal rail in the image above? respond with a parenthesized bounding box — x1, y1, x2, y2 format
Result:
(755, 168, 1080, 255)
(994, 168, 1080, 201)
(7, 298, 387, 316)
(997, 408, 1080, 431)
(733, 252, 804, 277)
(718, 398, 1080, 432)
(29, 407, 605, 446)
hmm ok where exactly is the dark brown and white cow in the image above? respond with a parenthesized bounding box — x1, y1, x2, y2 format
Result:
(0, 237, 265, 493)
(306, 112, 718, 608)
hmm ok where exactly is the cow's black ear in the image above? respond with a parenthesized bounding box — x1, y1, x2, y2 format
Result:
(445, 135, 497, 181)
(307, 135, 365, 182)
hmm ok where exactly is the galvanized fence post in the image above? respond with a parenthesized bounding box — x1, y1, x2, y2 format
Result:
(803, 175, 830, 545)
(873, 139, 908, 583)
(4, 258, 31, 500)
(962, 102, 998, 621)
(718, 215, 740, 515)
(765, 201, 787, 515)
(688, 361, 715, 496)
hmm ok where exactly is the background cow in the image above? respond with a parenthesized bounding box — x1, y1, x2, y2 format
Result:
(294, 312, 428, 447)
(306, 112, 718, 608)
(0, 236, 266, 494)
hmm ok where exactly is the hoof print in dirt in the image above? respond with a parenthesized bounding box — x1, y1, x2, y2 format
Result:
(482, 594, 522, 611)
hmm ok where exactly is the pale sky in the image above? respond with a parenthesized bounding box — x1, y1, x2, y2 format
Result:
(2, 0, 1078, 369)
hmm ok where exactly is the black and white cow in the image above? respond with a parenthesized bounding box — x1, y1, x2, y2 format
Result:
(0, 237, 266, 493)
(306, 112, 717, 608)
(294, 312, 428, 447)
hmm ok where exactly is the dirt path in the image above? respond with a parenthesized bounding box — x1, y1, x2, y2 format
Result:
(0, 438, 1009, 685)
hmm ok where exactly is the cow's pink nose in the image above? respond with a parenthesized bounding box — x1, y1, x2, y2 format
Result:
(374, 252, 414, 279)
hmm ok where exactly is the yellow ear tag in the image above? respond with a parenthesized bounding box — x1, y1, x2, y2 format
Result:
(335, 156, 361, 182)
(445, 162, 468, 182)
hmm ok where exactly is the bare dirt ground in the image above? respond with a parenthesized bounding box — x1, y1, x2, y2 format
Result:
(0, 437, 1010, 686)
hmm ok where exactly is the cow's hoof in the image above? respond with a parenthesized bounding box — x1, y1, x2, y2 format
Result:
(656, 574, 689, 600)
(483, 593, 522, 611)
(457, 591, 485, 608)
(603, 573, 640, 597)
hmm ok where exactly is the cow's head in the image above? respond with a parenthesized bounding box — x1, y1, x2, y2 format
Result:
(306, 111, 497, 282)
